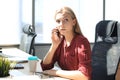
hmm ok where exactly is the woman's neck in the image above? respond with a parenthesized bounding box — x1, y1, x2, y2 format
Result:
(65, 32, 75, 47)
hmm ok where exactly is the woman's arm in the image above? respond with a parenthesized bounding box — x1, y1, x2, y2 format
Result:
(42, 69, 88, 80)
(42, 28, 63, 64)
(42, 44, 58, 64)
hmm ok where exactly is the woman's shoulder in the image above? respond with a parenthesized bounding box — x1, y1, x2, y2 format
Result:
(76, 34, 87, 40)
(75, 34, 90, 44)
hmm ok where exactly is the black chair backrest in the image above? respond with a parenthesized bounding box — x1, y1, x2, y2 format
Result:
(26, 32, 37, 56)
(92, 20, 120, 80)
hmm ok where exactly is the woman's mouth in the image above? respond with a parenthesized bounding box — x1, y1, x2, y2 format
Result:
(60, 29, 66, 31)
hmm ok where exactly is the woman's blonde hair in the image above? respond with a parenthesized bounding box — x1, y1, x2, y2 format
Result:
(54, 6, 83, 35)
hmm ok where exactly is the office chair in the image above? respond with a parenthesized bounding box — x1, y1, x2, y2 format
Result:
(19, 24, 37, 56)
(91, 20, 120, 80)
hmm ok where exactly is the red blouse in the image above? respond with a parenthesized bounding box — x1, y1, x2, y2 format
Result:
(41, 34, 92, 79)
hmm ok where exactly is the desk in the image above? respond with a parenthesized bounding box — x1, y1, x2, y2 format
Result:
(0, 48, 69, 80)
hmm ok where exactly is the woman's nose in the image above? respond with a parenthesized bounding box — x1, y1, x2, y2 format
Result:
(59, 22, 64, 28)
(59, 21, 64, 26)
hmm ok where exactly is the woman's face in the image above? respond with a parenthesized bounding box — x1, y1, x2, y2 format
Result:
(55, 13, 76, 36)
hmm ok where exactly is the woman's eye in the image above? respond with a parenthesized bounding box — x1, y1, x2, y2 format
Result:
(64, 19, 68, 22)
(56, 20, 60, 23)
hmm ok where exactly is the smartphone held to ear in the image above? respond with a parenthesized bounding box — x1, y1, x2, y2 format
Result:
(56, 31, 60, 37)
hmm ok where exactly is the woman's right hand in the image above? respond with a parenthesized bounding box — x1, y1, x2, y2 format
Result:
(51, 28, 63, 47)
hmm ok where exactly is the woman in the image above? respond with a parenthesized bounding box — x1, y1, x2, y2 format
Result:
(41, 6, 92, 80)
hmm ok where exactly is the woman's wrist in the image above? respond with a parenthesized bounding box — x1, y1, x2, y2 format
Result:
(51, 43, 59, 49)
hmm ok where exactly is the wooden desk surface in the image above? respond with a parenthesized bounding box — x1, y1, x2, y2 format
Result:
(0, 48, 69, 80)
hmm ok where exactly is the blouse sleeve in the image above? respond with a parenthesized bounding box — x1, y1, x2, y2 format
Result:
(77, 38, 92, 77)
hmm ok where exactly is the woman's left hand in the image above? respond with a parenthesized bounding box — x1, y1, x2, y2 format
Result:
(42, 70, 57, 76)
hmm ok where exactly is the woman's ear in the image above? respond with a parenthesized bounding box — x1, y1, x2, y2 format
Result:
(72, 19, 76, 26)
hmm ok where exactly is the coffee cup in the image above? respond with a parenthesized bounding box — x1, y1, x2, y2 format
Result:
(28, 56, 38, 72)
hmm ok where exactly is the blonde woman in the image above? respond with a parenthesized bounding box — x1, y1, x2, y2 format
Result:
(41, 6, 92, 80)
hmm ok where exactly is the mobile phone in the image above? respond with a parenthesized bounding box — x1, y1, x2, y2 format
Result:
(56, 30, 60, 38)
(14, 64, 24, 69)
